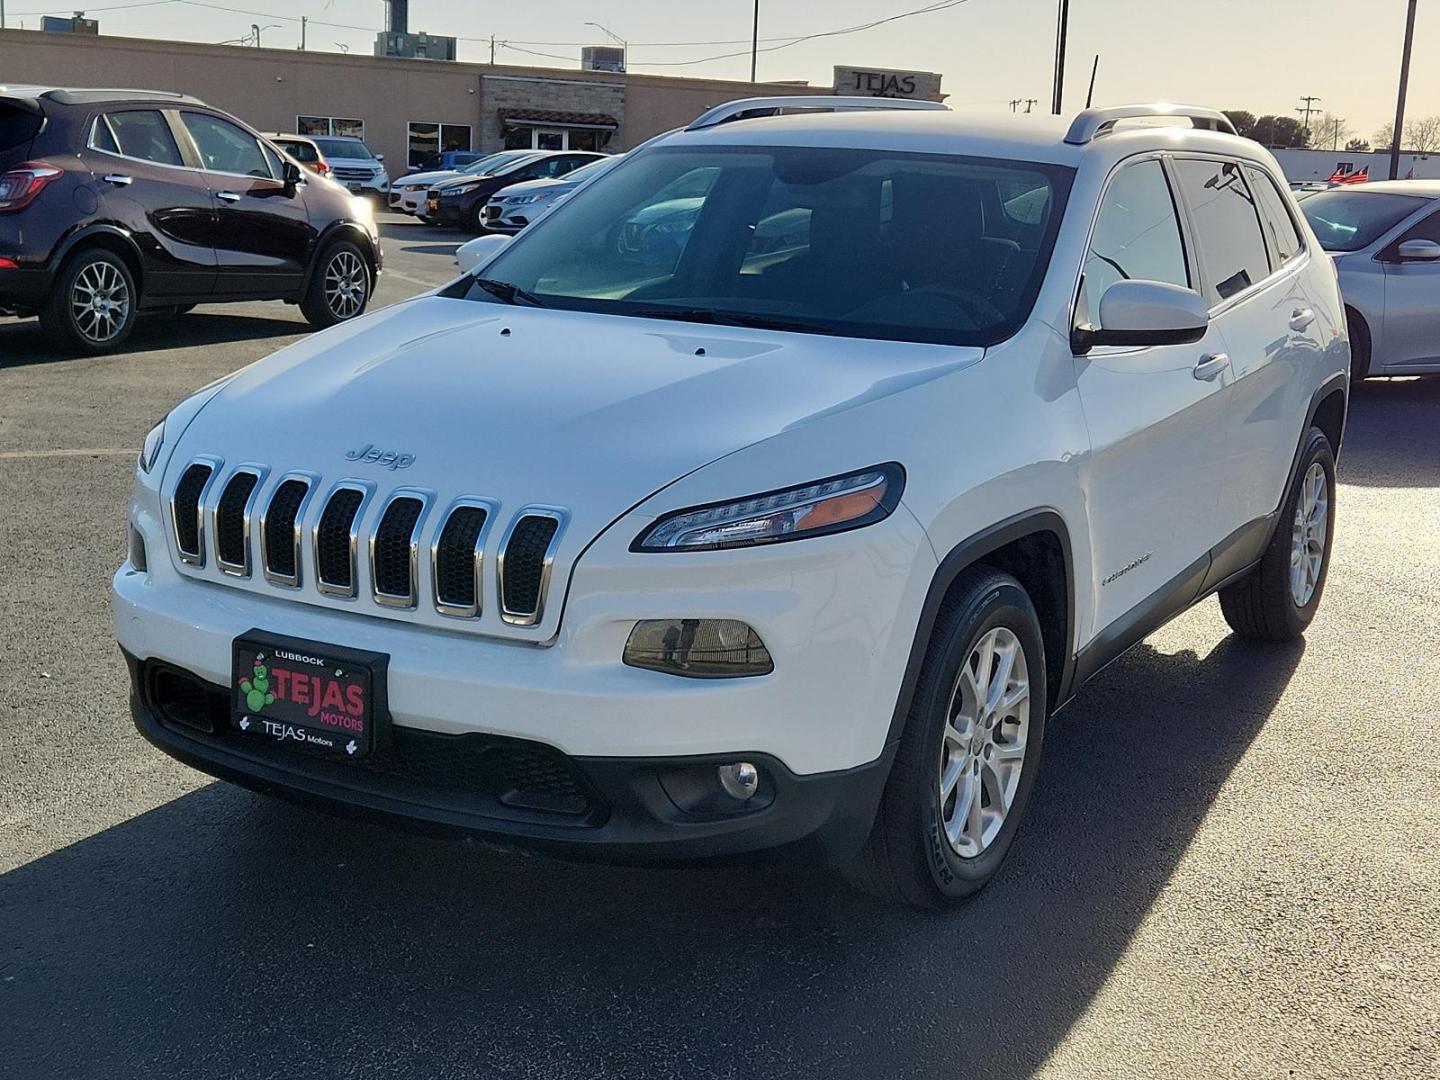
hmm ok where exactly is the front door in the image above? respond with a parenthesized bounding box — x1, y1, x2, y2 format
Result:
(1073, 156, 1230, 639)
(86, 109, 216, 298)
(534, 129, 567, 151)
(179, 111, 313, 297)
(1377, 208, 1440, 369)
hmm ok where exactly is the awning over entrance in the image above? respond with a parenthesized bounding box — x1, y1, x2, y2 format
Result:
(497, 108, 619, 132)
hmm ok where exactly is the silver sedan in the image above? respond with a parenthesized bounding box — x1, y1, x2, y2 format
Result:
(1300, 180, 1440, 379)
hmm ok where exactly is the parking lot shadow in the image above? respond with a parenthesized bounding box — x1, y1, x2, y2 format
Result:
(0, 312, 307, 369)
(0, 634, 1302, 1080)
(1341, 377, 1440, 488)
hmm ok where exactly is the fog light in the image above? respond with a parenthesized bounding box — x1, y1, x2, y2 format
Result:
(718, 761, 759, 801)
(623, 619, 773, 678)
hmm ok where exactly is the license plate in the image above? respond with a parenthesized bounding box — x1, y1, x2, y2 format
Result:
(231, 632, 389, 759)
(427, 198, 438, 212)
(347, 182, 364, 193)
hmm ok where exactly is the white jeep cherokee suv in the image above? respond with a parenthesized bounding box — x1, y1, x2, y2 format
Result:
(114, 99, 1349, 907)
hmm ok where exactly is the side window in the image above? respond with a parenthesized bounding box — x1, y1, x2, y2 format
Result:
(1173, 159, 1272, 304)
(1082, 159, 1188, 328)
(90, 116, 120, 154)
(181, 113, 272, 179)
(1396, 208, 1440, 244)
(261, 143, 286, 180)
(105, 110, 183, 167)
(1244, 165, 1304, 266)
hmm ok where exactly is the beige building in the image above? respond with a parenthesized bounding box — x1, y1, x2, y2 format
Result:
(0, 28, 844, 173)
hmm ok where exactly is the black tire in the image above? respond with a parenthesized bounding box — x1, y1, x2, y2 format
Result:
(300, 241, 371, 330)
(1219, 427, 1337, 641)
(1346, 307, 1372, 383)
(39, 247, 138, 354)
(167, 303, 196, 316)
(471, 202, 488, 233)
(845, 568, 1049, 909)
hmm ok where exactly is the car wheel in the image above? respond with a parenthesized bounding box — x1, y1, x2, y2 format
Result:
(471, 203, 488, 233)
(40, 248, 138, 354)
(1219, 427, 1336, 641)
(845, 567, 1048, 909)
(300, 241, 371, 329)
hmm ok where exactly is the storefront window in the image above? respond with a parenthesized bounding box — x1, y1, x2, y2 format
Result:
(501, 125, 608, 152)
(407, 121, 474, 169)
(297, 116, 365, 140)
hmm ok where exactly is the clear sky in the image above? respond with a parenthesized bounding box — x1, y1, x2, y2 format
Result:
(4, 0, 1434, 143)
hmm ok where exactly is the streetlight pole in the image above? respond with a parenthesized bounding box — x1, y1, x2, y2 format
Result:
(1390, 0, 1418, 180)
(751, 0, 759, 82)
(1051, 0, 1070, 115)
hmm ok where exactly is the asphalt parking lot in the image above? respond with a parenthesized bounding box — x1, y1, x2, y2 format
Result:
(1, 213, 1437, 1080)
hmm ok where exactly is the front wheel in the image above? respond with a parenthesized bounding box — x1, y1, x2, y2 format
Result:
(845, 568, 1048, 908)
(40, 248, 138, 354)
(300, 242, 371, 330)
(1219, 427, 1337, 641)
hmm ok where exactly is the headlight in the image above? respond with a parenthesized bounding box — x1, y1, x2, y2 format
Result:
(633, 464, 903, 552)
(138, 418, 166, 474)
(441, 183, 479, 197)
(508, 193, 548, 206)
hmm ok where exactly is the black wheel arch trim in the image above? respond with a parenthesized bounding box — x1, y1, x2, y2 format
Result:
(49, 223, 145, 279)
(306, 221, 379, 291)
(1276, 372, 1348, 520)
(885, 509, 1077, 750)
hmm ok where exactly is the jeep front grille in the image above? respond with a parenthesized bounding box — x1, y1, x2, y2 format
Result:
(167, 461, 568, 631)
(315, 485, 367, 597)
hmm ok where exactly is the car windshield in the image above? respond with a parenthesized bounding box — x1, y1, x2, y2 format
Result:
(314, 137, 373, 161)
(1301, 190, 1431, 251)
(467, 146, 1073, 347)
(457, 150, 537, 176)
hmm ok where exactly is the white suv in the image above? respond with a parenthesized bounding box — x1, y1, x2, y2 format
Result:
(114, 100, 1349, 907)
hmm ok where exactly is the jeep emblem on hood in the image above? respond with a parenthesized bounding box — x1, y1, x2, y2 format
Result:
(344, 443, 415, 470)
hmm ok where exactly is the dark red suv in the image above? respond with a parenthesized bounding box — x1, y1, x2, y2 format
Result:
(0, 87, 382, 353)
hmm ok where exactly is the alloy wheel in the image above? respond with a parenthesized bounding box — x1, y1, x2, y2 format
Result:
(1290, 461, 1328, 607)
(938, 625, 1031, 858)
(324, 251, 367, 319)
(69, 260, 131, 344)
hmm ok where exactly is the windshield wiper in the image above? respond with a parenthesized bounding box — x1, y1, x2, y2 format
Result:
(472, 277, 546, 308)
(628, 307, 836, 336)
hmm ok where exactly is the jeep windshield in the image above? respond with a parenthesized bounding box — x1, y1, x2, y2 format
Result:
(463, 145, 1074, 347)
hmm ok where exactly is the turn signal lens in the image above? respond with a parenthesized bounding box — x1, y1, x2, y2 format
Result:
(634, 464, 903, 552)
(623, 619, 773, 679)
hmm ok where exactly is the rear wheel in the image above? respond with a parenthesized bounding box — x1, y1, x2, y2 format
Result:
(845, 568, 1048, 908)
(1218, 427, 1336, 641)
(40, 248, 138, 354)
(300, 241, 371, 330)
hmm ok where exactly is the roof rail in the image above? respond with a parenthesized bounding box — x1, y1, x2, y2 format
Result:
(687, 95, 948, 132)
(1065, 104, 1237, 145)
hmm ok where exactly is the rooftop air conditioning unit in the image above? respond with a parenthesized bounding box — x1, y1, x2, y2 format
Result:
(581, 46, 626, 73)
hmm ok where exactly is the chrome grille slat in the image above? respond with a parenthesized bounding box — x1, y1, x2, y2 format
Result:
(498, 509, 566, 627)
(433, 501, 494, 618)
(170, 458, 219, 566)
(213, 469, 262, 576)
(313, 485, 369, 598)
(260, 475, 314, 588)
(370, 493, 428, 608)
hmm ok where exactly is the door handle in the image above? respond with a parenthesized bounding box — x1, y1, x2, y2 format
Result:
(102, 174, 133, 186)
(1193, 352, 1230, 381)
(216, 191, 242, 203)
(1289, 308, 1315, 331)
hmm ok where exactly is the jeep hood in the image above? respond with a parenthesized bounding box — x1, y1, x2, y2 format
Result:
(170, 295, 978, 583)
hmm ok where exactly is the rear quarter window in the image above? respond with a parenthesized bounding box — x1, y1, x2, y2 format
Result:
(1244, 165, 1304, 266)
(0, 103, 43, 154)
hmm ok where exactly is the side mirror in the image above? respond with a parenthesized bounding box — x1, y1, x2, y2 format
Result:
(1073, 279, 1210, 352)
(375, 153, 385, 162)
(456, 233, 512, 274)
(282, 160, 304, 191)
(1396, 238, 1440, 262)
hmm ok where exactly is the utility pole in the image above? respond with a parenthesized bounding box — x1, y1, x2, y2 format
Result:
(1330, 115, 1345, 151)
(750, 0, 759, 82)
(1, 0, 7, 31)
(1390, 0, 1418, 180)
(299, 15, 306, 50)
(1051, 0, 1069, 115)
(489, 34, 495, 64)
(1010, 99, 1022, 113)
(1295, 95, 1322, 141)
(1025, 98, 1038, 114)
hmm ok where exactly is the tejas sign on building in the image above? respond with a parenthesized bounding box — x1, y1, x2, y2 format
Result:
(833, 66, 944, 102)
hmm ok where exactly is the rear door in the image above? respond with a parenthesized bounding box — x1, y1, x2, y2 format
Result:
(1376, 206, 1440, 369)
(86, 109, 216, 298)
(178, 110, 313, 297)
(1073, 155, 1231, 635)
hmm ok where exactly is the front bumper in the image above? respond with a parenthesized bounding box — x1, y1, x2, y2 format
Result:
(425, 196, 474, 227)
(125, 649, 891, 863)
(0, 266, 52, 315)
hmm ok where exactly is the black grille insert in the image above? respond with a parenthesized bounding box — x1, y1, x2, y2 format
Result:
(263, 478, 309, 583)
(434, 505, 488, 613)
(502, 514, 559, 620)
(215, 471, 259, 571)
(172, 462, 213, 560)
(316, 487, 365, 594)
(373, 496, 424, 601)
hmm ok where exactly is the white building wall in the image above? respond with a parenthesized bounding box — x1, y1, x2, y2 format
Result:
(1271, 147, 1440, 182)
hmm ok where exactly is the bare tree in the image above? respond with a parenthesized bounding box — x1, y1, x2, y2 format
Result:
(1375, 121, 1397, 150)
(1316, 112, 1351, 151)
(1405, 115, 1440, 155)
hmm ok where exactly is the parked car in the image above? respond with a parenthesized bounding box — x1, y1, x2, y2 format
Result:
(1300, 180, 1440, 378)
(310, 134, 389, 202)
(0, 86, 381, 353)
(267, 133, 331, 178)
(389, 149, 540, 216)
(116, 99, 1348, 908)
(480, 153, 622, 234)
(425, 151, 605, 231)
(414, 149, 488, 172)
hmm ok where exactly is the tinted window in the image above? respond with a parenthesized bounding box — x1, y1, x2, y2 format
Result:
(1082, 159, 1188, 327)
(0, 103, 43, 154)
(1173, 159, 1272, 304)
(106, 110, 183, 167)
(182, 113, 270, 178)
(261, 143, 285, 180)
(90, 116, 119, 155)
(471, 145, 1073, 348)
(1244, 165, 1304, 265)
(277, 139, 319, 163)
(1397, 208, 1440, 244)
(1301, 190, 1430, 252)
